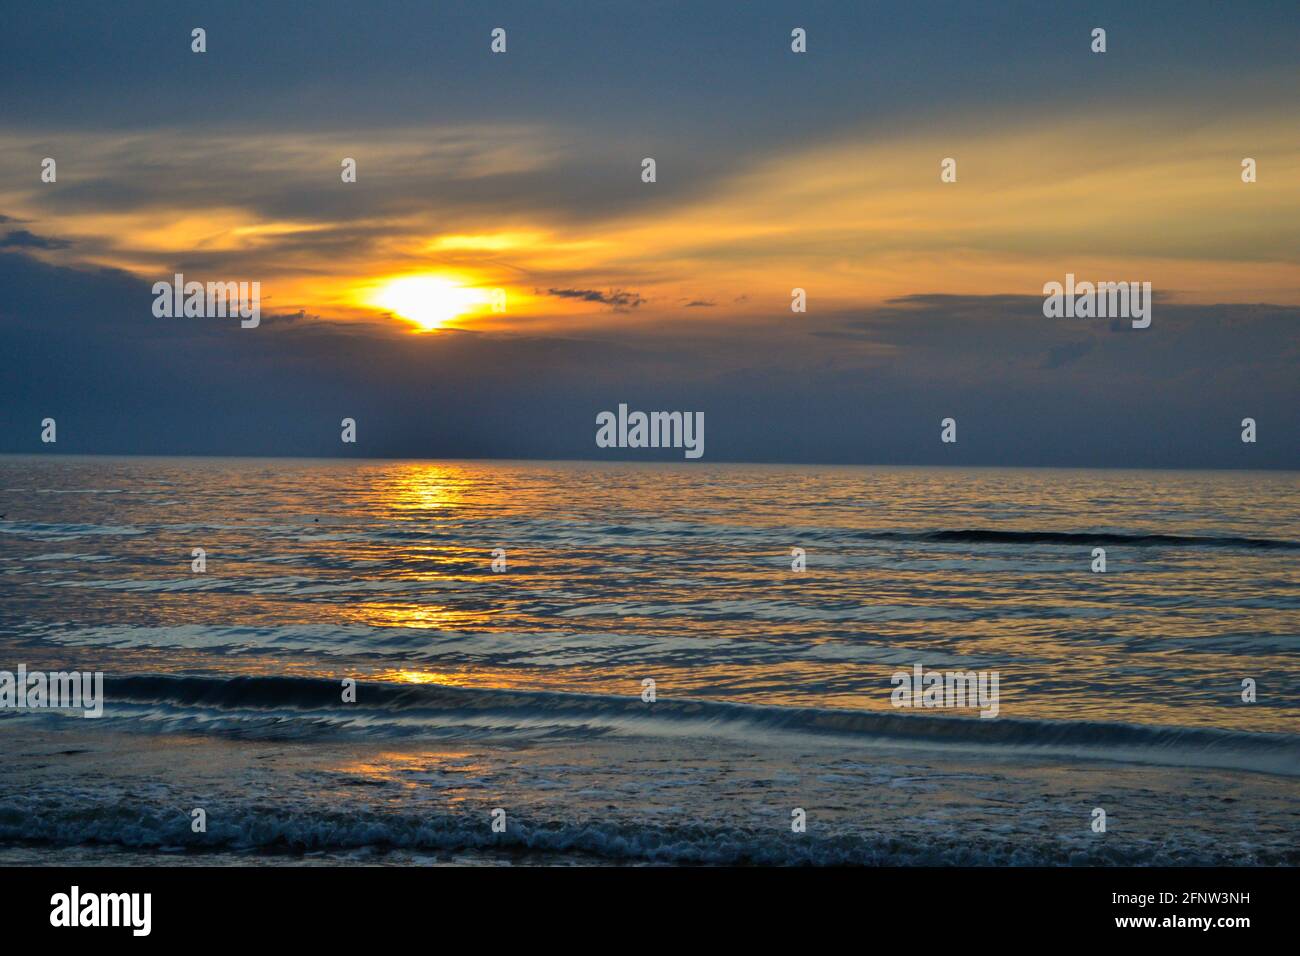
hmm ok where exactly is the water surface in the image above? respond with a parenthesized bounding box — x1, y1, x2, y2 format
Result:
(1, 457, 1295, 864)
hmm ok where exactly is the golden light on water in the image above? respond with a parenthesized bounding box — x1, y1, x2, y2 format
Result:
(380, 465, 467, 514)
(390, 669, 467, 686)
(123, 460, 1298, 735)
(370, 275, 487, 330)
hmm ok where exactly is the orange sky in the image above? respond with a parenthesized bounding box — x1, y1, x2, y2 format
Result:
(2, 107, 1297, 335)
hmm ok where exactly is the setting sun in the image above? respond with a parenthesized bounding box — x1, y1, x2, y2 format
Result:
(372, 275, 486, 330)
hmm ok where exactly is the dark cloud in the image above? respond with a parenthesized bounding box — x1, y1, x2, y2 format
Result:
(1, 2, 1291, 140)
(1, 251, 1295, 469)
(546, 288, 645, 310)
(0, 229, 69, 250)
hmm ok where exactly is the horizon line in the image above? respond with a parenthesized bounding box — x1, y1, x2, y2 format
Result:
(0, 451, 1295, 475)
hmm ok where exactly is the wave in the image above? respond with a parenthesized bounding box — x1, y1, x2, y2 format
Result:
(55, 674, 1300, 776)
(2, 804, 1284, 866)
(6, 515, 1295, 551)
(863, 529, 1300, 550)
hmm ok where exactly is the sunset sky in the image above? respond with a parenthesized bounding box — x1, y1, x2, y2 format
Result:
(1, 1, 1296, 465)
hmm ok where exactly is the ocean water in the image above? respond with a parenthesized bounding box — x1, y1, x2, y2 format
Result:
(0, 455, 1296, 865)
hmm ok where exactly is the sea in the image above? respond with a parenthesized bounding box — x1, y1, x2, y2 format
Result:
(0, 456, 1296, 865)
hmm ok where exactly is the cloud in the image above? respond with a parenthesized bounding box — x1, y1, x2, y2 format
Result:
(0, 229, 69, 250)
(546, 288, 645, 310)
(0, 249, 1295, 469)
(0, 102, 1294, 338)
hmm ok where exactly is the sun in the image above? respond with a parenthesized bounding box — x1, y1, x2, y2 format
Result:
(372, 275, 486, 330)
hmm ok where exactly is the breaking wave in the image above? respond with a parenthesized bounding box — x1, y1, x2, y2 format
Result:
(29, 674, 1297, 777)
